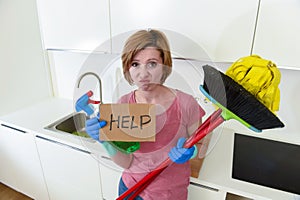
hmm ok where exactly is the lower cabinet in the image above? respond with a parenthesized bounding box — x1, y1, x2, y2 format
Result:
(97, 155, 123, 200)
(35, 135, 103, 200)
(97, 154, 227, 200)
(96, 153, 227, 200)
(0, 124, 49, 200)
(188, 182, 226, 200)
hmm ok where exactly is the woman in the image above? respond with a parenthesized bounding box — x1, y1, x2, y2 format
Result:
(86, 29, 206, 199)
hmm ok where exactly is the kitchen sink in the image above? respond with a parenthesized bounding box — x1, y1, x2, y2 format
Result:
(45, 112, 94, 142)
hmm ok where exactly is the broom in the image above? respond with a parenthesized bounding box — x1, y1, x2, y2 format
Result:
(117, 65, 284, 200)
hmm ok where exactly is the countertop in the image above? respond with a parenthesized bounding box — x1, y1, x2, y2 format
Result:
(0, 98, 111, 167)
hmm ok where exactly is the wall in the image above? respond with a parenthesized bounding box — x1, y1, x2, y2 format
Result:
(0, 0, 52, 116)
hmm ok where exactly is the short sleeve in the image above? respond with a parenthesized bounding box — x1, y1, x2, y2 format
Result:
(186, 96, 206, 127)
(117, 91, 135, 103)
(176, 91, 205, 128)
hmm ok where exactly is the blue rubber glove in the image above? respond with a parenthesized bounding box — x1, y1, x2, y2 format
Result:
(85, 115, 107, 142)
(86, 116, 118, 156)
(169, 137, 196, 164)
(75, 93, 95, 116)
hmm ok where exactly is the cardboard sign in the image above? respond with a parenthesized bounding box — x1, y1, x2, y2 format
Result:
(99, 104, 156, 142)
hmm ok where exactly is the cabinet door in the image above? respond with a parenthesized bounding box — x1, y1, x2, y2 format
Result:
(188, 182, 226, 200)
(110, 0, 259, 62)
(36, 0, 111, 51)
(0, 124, 49, 200)
(35, 135, 102, 200)
(253, 0, 300, 68)
(97, 155, 123, 200)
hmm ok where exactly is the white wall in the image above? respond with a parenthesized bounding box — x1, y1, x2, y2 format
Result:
(0, 0, 52, 116)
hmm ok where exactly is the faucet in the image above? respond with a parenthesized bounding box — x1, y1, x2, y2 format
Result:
(76, 72, 103, 102)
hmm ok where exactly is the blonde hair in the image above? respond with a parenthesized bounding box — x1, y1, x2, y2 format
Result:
(121, 29, 172, 85)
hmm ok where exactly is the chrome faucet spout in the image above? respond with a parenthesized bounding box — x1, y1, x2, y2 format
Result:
(76, 72, 102, 102)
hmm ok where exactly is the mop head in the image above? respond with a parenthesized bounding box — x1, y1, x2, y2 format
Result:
(225, 55, 281, 113)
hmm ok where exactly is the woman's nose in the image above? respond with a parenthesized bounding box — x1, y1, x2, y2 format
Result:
(139, 65, 150, 77)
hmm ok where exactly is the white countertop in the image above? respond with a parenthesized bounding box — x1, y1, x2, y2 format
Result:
(0, 98, 298, 200)
(0, 98, 106, 159)
(1, 98, 72, 132)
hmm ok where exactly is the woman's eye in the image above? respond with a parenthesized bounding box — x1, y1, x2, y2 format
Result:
(147, 62, 158, 68)
(131, 62, 139, 68)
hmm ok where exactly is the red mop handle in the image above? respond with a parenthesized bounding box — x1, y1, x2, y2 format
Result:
(183, 108, 222, 148)
(128, 167, 167, 200)
(127, 109, 224, 199)
(118, 109, 224, 200)
(127, 109, 224, 200)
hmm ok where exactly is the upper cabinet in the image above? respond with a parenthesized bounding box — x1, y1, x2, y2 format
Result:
(36, 0, 111, 52)
(109, 0, 259, 62)
(253, 0, 300, 68)
(36, 0, 300, 67)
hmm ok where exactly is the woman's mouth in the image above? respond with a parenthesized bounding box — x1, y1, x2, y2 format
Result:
(139, 80, 150, 84)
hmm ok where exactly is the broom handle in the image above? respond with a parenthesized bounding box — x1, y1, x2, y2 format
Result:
(128, 162, 171, 200)
(128, 109, 224, 200)
(119, 111, 217, 200)
(118, 159, 171, 200)
(118, 109, 224, 200)
(183, 108, 222, 148)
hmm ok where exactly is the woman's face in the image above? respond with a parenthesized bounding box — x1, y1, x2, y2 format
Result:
(129, 47, 164, 91)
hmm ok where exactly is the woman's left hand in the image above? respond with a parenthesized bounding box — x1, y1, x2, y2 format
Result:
(168, 137, 196, 164)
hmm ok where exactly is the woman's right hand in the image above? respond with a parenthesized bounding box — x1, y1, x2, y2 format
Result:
(85, 115, 107, 142)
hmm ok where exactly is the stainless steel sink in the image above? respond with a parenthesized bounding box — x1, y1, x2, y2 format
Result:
(45, 112, 95, 142)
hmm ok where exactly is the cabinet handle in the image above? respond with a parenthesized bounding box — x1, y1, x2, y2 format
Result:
(100, 155, 111, 160)
(189, 182, 219, 192)
(1, 123, 27, 134)
(36, 135, 91, 154)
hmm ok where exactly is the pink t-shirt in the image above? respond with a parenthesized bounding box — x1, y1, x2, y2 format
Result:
(118, 89, 205, 200)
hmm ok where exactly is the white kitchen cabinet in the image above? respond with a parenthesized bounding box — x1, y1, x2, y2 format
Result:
(36, 0, 111, 52)
(110, 0, 259, 62)
(97, 154, 123, 200)
(35, 135, 103, 200)
(98, 160, 227, 200)
(253, 0, 300, 68)
(0, 123, 49, 200)
(188, 182, 226, 200)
